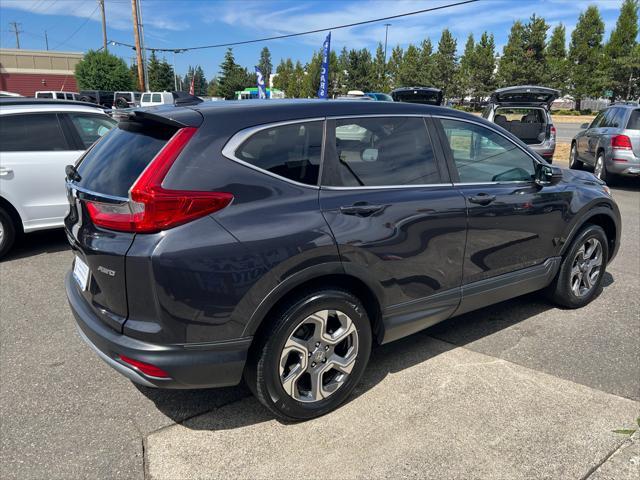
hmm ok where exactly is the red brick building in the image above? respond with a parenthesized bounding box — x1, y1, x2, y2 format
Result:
(0, 48, 83, 97)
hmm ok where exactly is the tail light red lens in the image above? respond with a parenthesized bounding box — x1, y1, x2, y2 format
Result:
(611, 134, 632, 150)
(118, 355, 170, 378)
(550, 125, 556, 139)
(86, 127, 233, 233)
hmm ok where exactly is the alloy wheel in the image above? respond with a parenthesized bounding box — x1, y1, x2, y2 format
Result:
(570, 237, 603, 297)
(279, 309, 359, 403)
(594, 155, 605, 180)
(0, 221, 4, 247)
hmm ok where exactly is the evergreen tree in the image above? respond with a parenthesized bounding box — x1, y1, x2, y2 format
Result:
(418, 38, 434, 87)
(371, 43, 389, 92)
(432, 29, 458, 98)
(569, 5, 605, 109)
(257, 46, 273, 82)
(217, 48, 248, 99)
(456, 34, 475, 102)
(346, 48, 373, 92)
(207, 77, 219, 97)
(602, 0, 639, 100)
(75, 50, 134, 90)
(546, 24, 568, 91)
(335, 47, 350, 95)
(272, 58, 291, 95)
(387, 45, 403, 89)
(497, 21, 526, 86)
(521, 14, 549, 85)
(472, 32, 496, 103)
(147, 51, 175, 91)
(399, 44, 421, 86)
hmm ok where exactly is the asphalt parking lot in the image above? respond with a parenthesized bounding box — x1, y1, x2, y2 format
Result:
(1, 175, 638, 480)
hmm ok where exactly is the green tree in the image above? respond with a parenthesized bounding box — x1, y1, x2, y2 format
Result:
(257, 46, 273, 82)
(432, 29, 458, 98)
(569, 5, 605, 109)
(147, 51, 175, 91)
(75, 50, 134, 90)
(217, 48, 249, 99)
(399, 44, 420, 86)
(273, 58, 294, 96)
(546, 24, 568, 90)
(387, 45, 403, 89)
(456, 34, 475, 102)
(602, 0, 639, 100)
(418, 38, 434, 87)
(207, 77, 219, 97)
(472, 32, 496, 102)
(371, 42, 390, 92)
(345, 48, 373, 92)
(497, 21, 526, 86)
(521, 14, 549, 84)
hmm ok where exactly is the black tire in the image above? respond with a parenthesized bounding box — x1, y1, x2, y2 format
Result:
(245, 289, 372, 421)
(569, 143, 583, 170)
(115, 97, 129, 109)
(547, 224, 608, 308)
(0, 207, 17, 259)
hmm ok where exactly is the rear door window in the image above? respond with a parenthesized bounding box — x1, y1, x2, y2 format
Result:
(0, 113, 69, 151)
(627, 109, 639, 130)
(325, 116, 440, 187)
(152, 93, 161, 102)
(141, 93, 151, 102)
(76, 122, 176, 197)
(67, 113, 117, 148)
(438, 118, 535, 183)
(609, 108, 627, 128)
(235, 121, 323, 185)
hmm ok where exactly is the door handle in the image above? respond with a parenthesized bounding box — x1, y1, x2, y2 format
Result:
(0, 167, 13, 177)
(468, 193, 496, 205)
(339, 203, 386, 216)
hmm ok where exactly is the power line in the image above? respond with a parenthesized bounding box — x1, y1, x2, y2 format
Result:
(109, 0, 480, 53)
(52, 4, 99, 50)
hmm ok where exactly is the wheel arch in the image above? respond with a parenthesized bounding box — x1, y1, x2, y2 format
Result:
(243, 265, 385, 345)
(561, 205, 618, 263)
(0, 195, 23, 235)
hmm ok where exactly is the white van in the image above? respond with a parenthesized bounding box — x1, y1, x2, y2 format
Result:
(35, 91, 79, 100)
(140, 91, 174, 107)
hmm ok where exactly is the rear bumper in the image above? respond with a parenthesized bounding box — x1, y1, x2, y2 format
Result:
(65, 272, 251, 389)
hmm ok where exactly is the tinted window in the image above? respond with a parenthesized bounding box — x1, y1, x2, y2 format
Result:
(37, 92, 53, 98)
(152, 93, 161, 102)
(141, 93, 151, 102)
(609, 108, 627, 128)
(68, 113, 117, 148)
(236, 121, 323, 185)
(590, 111, 606, 128)
(76, 122, 176, 197)
(627, 109, 640, 130)
(0, 113, 68, 151)
(327, 117, 439, 187)
(439, 118, 535, 183)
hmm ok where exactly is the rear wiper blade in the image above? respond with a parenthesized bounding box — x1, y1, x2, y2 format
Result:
(65, 164, 81, 182)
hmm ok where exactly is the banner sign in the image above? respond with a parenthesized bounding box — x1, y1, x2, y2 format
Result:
(255, 66, 267, 99)
(317, 32, 331, 99)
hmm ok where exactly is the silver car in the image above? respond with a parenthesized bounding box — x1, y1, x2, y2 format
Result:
(570, 104, 640, 182)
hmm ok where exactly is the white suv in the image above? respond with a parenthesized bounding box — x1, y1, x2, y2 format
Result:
(0, 99, 116, 257)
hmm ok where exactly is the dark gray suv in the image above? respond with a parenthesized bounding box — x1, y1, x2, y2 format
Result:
(570, 104, 640, 182)
(65, 100, 620, 420)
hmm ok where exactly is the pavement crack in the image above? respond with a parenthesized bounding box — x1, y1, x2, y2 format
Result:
(580, 438, 629, 480)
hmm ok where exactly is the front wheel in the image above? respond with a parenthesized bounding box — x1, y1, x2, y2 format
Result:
(569, 144, 583, 169)
(0, 207, 17, 259)
(594, 153, 608, 182)
(547, 224, 608, 308)
(246, 289, 372, 421)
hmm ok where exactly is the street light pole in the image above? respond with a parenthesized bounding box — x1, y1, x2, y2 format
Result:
(382, 23, 391, 86)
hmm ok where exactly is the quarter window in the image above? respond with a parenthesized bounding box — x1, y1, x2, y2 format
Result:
(68, 113, 117, 149)
(326, 116, 440, 187)
(439, 118, 535, 183)
(0, 113, 68, 151)
(627, 109, 639, 130)
(152, 93, 161, 102)
(235, 121, 323, 185)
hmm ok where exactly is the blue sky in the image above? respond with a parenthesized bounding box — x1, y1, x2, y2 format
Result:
(0, 0, 634, 81)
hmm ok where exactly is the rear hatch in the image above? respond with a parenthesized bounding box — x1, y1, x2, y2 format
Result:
(391, 87, 443, 105)
(490, 86, 559, 109)
(65, 107, 203, 332)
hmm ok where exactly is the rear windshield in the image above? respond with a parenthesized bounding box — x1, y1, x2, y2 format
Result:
(37, 92, 53, 98)
(76, 122, 176, 197)
(627, 109, 640, 130)
(392, 90, 442, 105)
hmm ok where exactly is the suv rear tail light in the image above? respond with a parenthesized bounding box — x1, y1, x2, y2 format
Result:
(86, 127, 233, 233)
(550, 125, 556, 140)
(611, 134, 632, 150)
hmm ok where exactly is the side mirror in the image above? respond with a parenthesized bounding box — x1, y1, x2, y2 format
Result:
(535, 163, 563, 187)
(580, 122, 590, 129)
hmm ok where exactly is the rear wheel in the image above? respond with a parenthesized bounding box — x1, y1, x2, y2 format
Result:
(594, 152, 608, 182)
(0, 207, 17, 259)
(569, 143, 583, 169)
(547, 224, 608, 308)
(246, 289, 372, 421)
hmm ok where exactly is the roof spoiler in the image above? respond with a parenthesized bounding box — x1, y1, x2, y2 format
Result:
(112, 107, 203, 128)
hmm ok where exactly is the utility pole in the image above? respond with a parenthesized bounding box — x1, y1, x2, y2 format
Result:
(9, 22, 22, 49)
(383, 23, 391, 82)
(98, 0, 107, 52)
(131, 0, 145, 92)
(44, 30, 49, 50)
(136, 0, 149, 91)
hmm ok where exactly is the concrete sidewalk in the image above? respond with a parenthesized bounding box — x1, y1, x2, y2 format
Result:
(145, 336, 639, 480)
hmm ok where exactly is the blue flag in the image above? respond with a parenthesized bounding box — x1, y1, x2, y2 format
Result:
(255, 66, 267, 99)
(317, 32, 331, 99)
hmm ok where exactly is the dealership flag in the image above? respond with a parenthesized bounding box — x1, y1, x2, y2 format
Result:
(189, 75, 195, 95)
(317, 32, 331, 99)
(255, 66, 267, 99)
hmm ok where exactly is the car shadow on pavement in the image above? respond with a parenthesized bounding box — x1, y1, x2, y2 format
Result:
(2, 229, 70, 261)
(135, 272, 615, 429)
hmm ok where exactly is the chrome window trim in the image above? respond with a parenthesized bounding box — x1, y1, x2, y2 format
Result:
(321, 183, 454, 191)
(221, 117, 325, 190)
(66, 181, 129, 203)
(326, 113, 430, 120)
